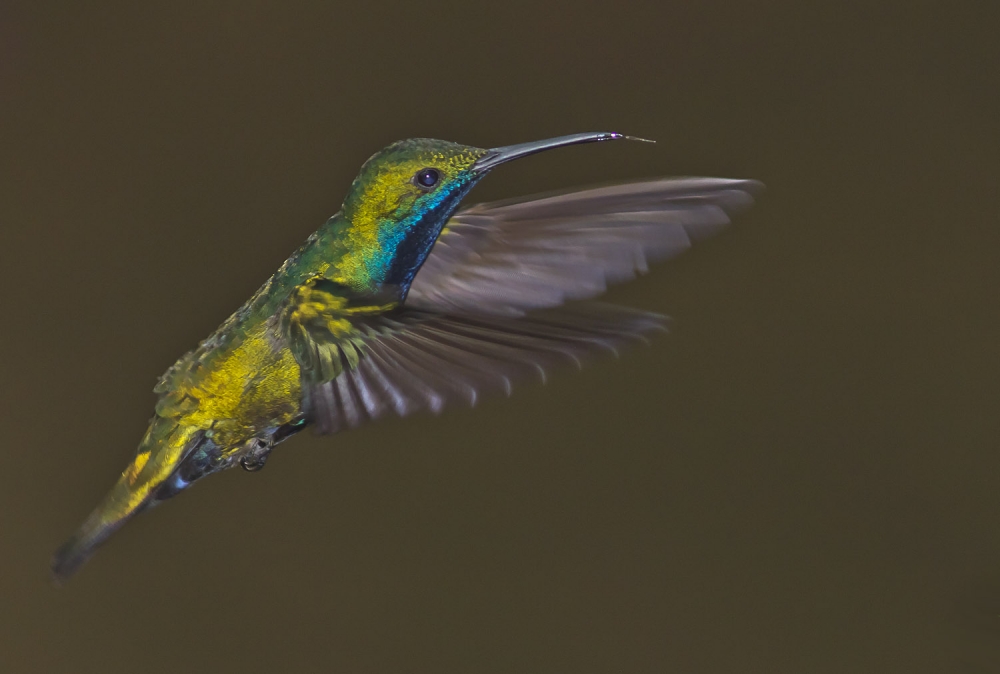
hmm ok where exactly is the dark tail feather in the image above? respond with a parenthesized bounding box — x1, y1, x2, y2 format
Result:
(51, 421, 201, 583)
(52, 502, 135, 584)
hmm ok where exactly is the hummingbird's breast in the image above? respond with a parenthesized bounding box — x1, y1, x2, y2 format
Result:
(152, 217, 363, 451)
(156, 315, 303, 450)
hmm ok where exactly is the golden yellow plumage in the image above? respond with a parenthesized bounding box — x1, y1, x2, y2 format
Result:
(175, 321, 301, 446)
(52, 132, 761, 582)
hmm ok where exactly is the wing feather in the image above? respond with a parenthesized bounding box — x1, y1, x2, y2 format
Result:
(281, 177, 760, 435)
(281, 280, 666, 435)
(406, 177, 761, 316)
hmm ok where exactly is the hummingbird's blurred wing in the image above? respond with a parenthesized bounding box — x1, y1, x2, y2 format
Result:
(406, 177, 762, 317)
(281, 278, 663, 434)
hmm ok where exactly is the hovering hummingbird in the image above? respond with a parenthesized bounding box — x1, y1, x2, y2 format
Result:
(52, 132, 761, 581)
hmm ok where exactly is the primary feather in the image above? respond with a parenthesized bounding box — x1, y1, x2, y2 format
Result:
(408, 178, 761, 316)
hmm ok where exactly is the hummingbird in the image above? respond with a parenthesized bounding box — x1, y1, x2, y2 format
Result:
(51, 132, 761, 581)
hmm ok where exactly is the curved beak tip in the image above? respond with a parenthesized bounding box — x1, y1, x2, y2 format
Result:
(600, 132, 656, 144)
(473, 131, 654, 172)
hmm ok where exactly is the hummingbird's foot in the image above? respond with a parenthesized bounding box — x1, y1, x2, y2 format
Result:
(240, 437, 272, 472)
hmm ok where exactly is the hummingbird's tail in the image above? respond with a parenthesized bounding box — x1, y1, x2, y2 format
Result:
(51, 418, 202, 583)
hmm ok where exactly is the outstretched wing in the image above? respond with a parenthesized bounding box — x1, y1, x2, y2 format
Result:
(405, 177, 762, 317)
(281, 277, 664, 434)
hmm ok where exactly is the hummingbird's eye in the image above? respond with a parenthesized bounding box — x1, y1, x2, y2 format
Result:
(414, 168, 440, 190)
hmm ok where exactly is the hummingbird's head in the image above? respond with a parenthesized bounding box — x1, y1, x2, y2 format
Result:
(336, 132, 643, 293)
(342, 137, 489, 242)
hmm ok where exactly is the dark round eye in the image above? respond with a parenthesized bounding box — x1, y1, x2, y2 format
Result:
(414, 168, 439, 189)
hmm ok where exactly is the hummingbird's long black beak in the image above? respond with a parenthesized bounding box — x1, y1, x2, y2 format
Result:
(472, 132, 654, 173)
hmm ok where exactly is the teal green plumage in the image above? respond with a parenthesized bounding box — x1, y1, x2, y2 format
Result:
(52, 132, 761, 581)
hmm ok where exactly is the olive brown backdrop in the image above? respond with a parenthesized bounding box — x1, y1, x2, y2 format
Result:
(1, 2, 998, 672)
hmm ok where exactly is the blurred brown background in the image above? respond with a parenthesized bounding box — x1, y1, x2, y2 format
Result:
(2, 2, 998, 672)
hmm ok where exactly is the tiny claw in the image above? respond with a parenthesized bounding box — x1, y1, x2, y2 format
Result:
(240, 454, 267, 472)
(240, 437, 272, 472)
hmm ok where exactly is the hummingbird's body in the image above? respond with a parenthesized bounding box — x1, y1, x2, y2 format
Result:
(53, 133, 761, 581)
